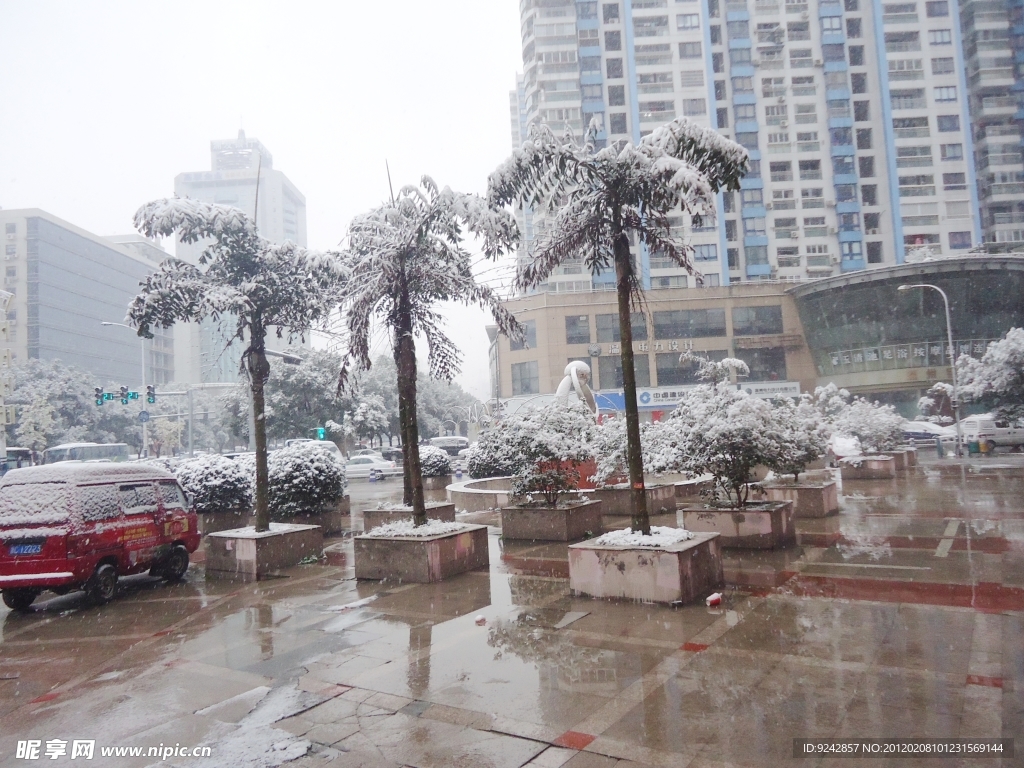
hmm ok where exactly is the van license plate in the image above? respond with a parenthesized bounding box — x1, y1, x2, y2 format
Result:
(9, 544, 42, 555)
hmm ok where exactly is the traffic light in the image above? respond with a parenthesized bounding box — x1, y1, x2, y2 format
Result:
(95, 387, 104, 406)
(146, 385, 156, 404)
(317, 427, 326, 440)
(119, 385, 129, 405)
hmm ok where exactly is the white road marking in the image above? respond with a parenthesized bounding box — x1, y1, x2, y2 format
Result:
(936, 520, 960, 558)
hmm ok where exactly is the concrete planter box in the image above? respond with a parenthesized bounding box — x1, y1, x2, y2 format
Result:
(205, 523, 323, 581)
(362, 502, 456, 532)
(199, 509, 252, 536)
(887, 448, 917, 470)
(354, 524, 489, 583)
(681, 500, 795, 549)
(761, 480, 839, 519)
(422, 475, 452, 492)
(280, 496, 350, 536)
(675, 478, 713, 500)
(568, 532, 723, 604)
(501, 499, 603, 542)
(902, 446, 918, 467)
(589, 484, 675, 516)
(840, 455, 896, 480)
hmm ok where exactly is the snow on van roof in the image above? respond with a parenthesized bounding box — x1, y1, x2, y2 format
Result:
(1, 463, 174, 485)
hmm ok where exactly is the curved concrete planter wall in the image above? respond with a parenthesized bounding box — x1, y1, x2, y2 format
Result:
(588, 484, 675, 516)
(422, 475, 452, 492)
(568, 532, 723, 604)
(447, 477, 516, 513)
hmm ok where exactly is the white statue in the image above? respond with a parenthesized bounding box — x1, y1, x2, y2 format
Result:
(555, 360, 597, 417)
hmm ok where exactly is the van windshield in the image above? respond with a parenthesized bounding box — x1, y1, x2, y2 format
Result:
(0, 482, 69, 526)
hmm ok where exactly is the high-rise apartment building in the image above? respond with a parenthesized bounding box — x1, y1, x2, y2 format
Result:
(511, 0, 982, 284)
(173, 131, 308, 383)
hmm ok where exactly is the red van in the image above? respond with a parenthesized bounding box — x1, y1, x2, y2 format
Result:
(0, 463, 201, 611)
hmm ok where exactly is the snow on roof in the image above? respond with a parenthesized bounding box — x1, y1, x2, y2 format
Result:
(1, 463, 174, 485)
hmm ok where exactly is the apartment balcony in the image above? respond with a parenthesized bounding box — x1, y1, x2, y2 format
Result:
(982, 182, 1024, 199)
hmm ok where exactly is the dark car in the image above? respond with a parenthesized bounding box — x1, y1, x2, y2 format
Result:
(380, 446, 403, 462)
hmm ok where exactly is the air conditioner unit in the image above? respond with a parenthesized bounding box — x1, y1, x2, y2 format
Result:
(751, 59, 761, 66)
(814, 59, 824, 66)
(826, 200, 836, 207)
(831, 254, 841, 263)
(780, 120, 788, 127)
(828, 226, 839, 234)
(766, 202, 774, 209)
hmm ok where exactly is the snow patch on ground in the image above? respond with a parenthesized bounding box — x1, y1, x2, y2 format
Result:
(593, 525, 695, 547)
(206, 522, 318, 539)
(363, 519, 469, 537)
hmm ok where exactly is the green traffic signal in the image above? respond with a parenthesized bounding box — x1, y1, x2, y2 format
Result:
(94, 387, 104, 407)
(317, 427, 326, 440)
(146, 385, 156, 404)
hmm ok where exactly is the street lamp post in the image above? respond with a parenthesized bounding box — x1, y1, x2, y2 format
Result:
(897, 284, 963, 456)
(101, 321, 148, 457)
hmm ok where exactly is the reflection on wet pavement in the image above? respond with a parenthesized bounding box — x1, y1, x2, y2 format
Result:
(0, 456, 1021, 767)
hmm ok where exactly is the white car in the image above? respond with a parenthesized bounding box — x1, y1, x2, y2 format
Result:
(351, 448, 384, 459)
(345, 455, 400, 479)
(902, 421, 959, 448)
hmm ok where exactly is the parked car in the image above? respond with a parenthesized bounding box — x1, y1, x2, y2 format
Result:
(960, 414, 1024, 451)
(380, 446, 403, 462)
(902, 421, 959, 448)
(351, 448, 384, 459)
(345, 456, 400, 479)
(429, 436, 470, 457)
(0, 463, 201, 612)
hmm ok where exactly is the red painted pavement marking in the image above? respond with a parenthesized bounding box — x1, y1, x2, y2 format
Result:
(30, 692, 60, 704)
(681, 642, 709, 652)
(769, 575, 1024, 612)
(152, 629, 172, 637)
(553, 731, 597, 750)
(966, 675, 1003, 688)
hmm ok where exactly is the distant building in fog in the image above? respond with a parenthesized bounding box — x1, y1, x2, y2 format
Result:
(0, 209, 174, 386)
(172, 130, 308, 384)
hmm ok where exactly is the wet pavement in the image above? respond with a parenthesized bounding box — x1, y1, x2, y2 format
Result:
(0, 457, 1022, 767)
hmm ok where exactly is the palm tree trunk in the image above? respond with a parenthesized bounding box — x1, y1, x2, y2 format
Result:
(613, 232, 650, 535)
(248, 324, 272, 533)
(395, 343, 414, 507)
(396, 323, 427, 525)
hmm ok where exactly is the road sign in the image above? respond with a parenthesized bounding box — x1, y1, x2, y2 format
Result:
(138, 410, 150, 423)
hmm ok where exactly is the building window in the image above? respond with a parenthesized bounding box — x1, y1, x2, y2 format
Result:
(931, 57, 954, 74)
(926, 0, 949, 13)
(788, 21, 810, 40)
(727, 19, 749, 38)
(511, 361, 539, 395)
(717, 107, 729, 127)
(715, 80, 727, 100)
(677, 13, 700, 29)
(598, 355, 651, 389)
(836, 184, 858, 202)
(596, 312, 648, 342)
(744, 217, 767, 236)
(736, 347, 787, 381)
(607, 58, 624, 78)
(682, 98, 707, 116)
(605, 30, 622, 50)
(799, 159, 822, 179)
(847, 18, 862, 37)
(565, 315, 591, 344)
(859, 156, 875, 177)
(732, 305, 784, 336)
(943, 172, 966, 189)
(833, 156, 855, 176)
(851, 72, 867, 93)
(864, 212, 880, 232)
(746, 245, 769, 264)
(861, 184, 878, 205)
(732, 76, 754, 93)
(609, 113, 628, 133)
(845, 0, 859, 10)
(5, 266, 16, 277)
(928, 29, 952, 45)
(854, 101, 870, 121)
(608, 86, 626, 107)
(830, 127, 852, 145)
(866, 241, 883, 263)
(712, 52, 724, 73)
(4, 224, 15, 235)
(849, 46, 864, 66)
(653, 309, 727, 338)
(933, 86, 956, 102)
(822, 44, 846, 62)
(679, 41, 703, 58)
(742, 189, 764, 207)
(581, 56, 602, 73)
(510, 319, 537, 351)
(603, 3, 620, 22)
(736, 132, 759, 149)
(736, 104, 756, 121)
(949, 231, 971, 249)
(680, 70, 705, 87)
(578, 2, 598, 19)
(727, 247, 740, 268)
(841, 241, 863, 261)
(937, 115, 960, 132)
(940, 143, 963, 161)
(694, 244, 719, 261)
(4, 245, 14, 256)
(656, 350, 727, 386)
(726, 220, 737, 241)
(856, 128, 872, 149)
(710, 25, 721, 44)
(770, 161, 793, 182)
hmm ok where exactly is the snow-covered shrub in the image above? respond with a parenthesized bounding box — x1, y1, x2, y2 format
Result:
(773, 395, 832, 482)
(418, 445, 452, 477)
(267, 442, 346, 519)
(958, 328, 1024, 420)
(592, 417, 669, 485)
(832, 398, 904, 454)
(468, 423, 530, 479)
(654, 358, 789, 506)
(175, 454, 253, 515)
(917, 382, 954, 424)
(233, 452, 257, 485)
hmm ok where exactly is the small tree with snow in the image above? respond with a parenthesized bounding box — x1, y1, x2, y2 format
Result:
(488, 118, 747, 534)
(773, 395, 832, 482)
(130, 199, 344, 532)
(467, 425, 529, 479)
(917, 381, 955, 424)
(176, 454, 253, 515)
(508, 402, 598, 506)
(336, 177, 521, 527)
(957, 328, 1024, 420)
(267, 442, 346, 519)
(345, 395, 391, 447)
(657, 358, 788, 507)
(418, 445, 452, 478)
(832, 398, 905, 454)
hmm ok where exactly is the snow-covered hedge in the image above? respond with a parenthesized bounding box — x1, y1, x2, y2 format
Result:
(417, 445, 452, 477)
(508, 402, 597, 505)
(773, 395, 832, 482)
(267, 442, 346, 519)
(175, 454, 253, 515)
(958, 328, 1024, 420)
(832, 397, 904, 454)
(467, 425, 529, 479)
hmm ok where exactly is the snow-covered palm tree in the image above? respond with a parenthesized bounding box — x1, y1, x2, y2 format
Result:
(129, 198, 345, 532)
(488, 119, 748, 534)
(337, 177, 521, 526)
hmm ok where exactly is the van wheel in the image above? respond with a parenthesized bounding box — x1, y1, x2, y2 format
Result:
(2, 589, 39, 612)
(162, 545, 190, 582)
(85, 564, 118, 605)
(985, 440, 997, 454)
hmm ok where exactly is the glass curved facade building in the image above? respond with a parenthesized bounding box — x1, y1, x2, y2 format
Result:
(789, 255, 1024, 410)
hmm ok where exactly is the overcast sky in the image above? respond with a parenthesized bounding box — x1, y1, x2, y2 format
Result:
(0, 1, 523, 399)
